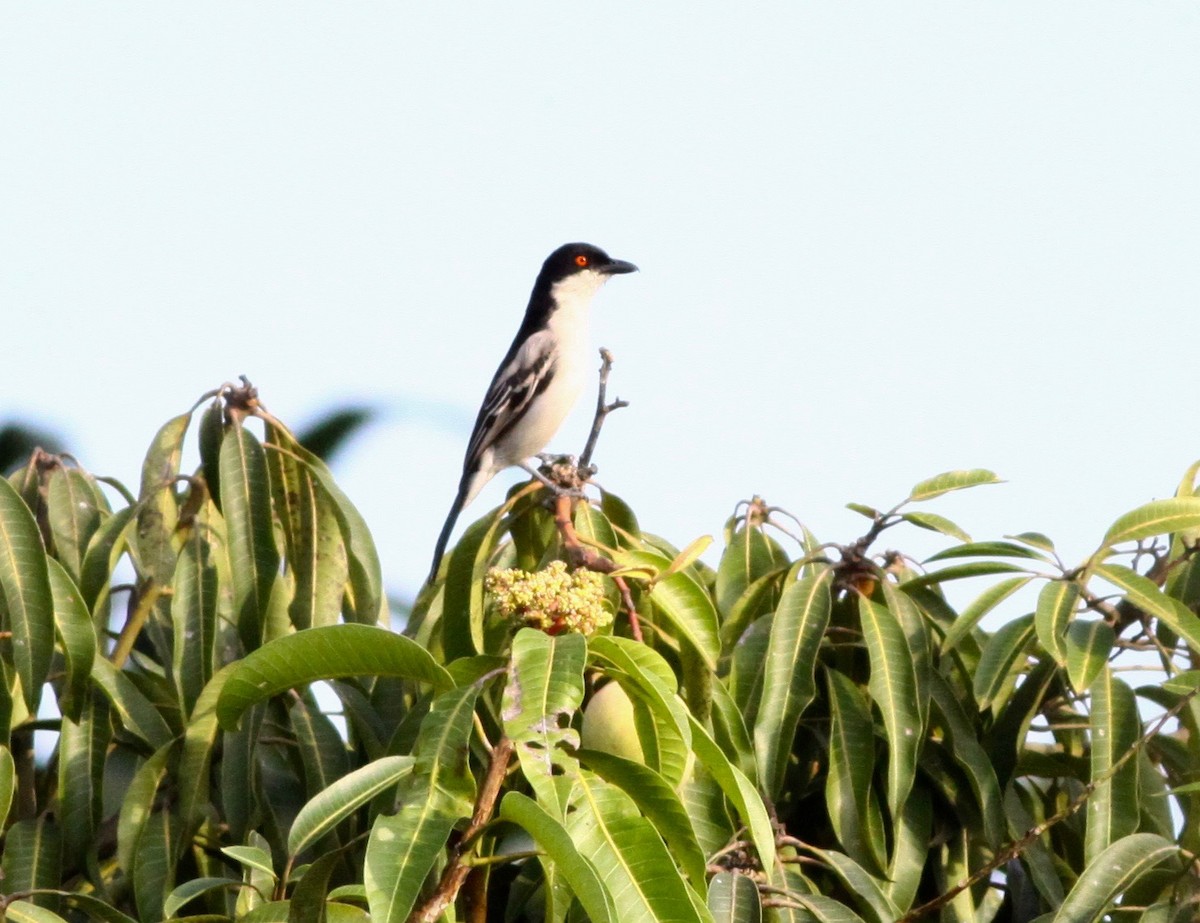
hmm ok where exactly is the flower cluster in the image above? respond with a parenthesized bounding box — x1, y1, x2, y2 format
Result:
(485, 560, 611, 635)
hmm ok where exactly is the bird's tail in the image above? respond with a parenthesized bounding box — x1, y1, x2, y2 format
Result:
(426, 467, 490, 585)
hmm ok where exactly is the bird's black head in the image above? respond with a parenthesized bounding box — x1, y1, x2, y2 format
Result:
(539, 243, 638, 284)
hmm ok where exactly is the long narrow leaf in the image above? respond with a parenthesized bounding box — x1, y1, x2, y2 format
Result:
(754, 566, 832, 798)
(1084, 668, 1139, 862)
(500, 792, 616, 923)
(579, 748, 708, 888)
(907, 469, 1001, 502)
(825, 669, 886, 874)
(565, 770, 709, 923)
(220, 421, 280, 650)
(1033, 579, 1079, 665)
(365, 684, 479, 923)
(217, 624, 453, 730)
(46, 558, 97, 721)
(858, 596, 921, 820)
(288, 755, 414, 858)
(0, 476, 55, 710)
(1094, 562, 1200, 655)
(1052, 833, 1179, 922)
(1099, 497, 1200, 549)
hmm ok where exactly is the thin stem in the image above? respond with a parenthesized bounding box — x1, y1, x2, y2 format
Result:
(579, 348, 628, 471)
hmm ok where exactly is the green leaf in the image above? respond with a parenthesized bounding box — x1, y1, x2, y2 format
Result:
(90, 658, 174, 751)
(46, 467, 106, 583)
(172, 529, 218, 718)
(1, 817, 63, 907)
(0, 475, 55, 711)
(223, 844, 277, 880)
(788, 893, 869, 923)
(1051, 833, 1179, 922)
(441, 499, 512, 658)
(289, 693, 351, 798)
(907, 469, 1002, 502)
(500, 792, 616, 923)
(31, 894, 138, 923)
(687, 715, 777, 879)
(924, 541, 1048, 563)
(1033, 580, 1079, 665)
(805, 847, 899, 923)
(825, 669, 886, 875)
(116, 739, 177, 877)
(267, 425, 383, 626)
(973, 613, 1035, 711)
(364, 684, 479, 923)
(579, 748, 708, 888)
(288, 755, 414, 858)
(928, 673, 1004, 846)
(0, 744, 14, 823)
(1008, 531, 1056, 553)
(858, 596, 922, 819)
(220, 421, 280, 650)
(1084, 668, 1140, 862)
(588, 636, 691, 785)
(502, 628, 586, 814)
(1065, 619, 1115, 694)
(134, 411, 190, 585)
(289, 849, 346, 923)
(706, 871, 761, 923)
(46, 558, 97, 721)
(56, 693, 109, 869)
(4, 903, 69, 923)
(565, 770, 710, 923)
(163, 877, 244, 918)
(242, 901, 370, 922)
(1099, 497, 1200, 549)
(267, 444, 348, 631)
(78, 504, 135, 612)
(715, 525, 786, 618)
(754, 566, 832, 798)
(1094, 562, 1200, 655)
(216, 624, 453, 730)
(899, 511, 972, 543)
(886, 786, 930, 909)
(903, 560, 1028, 589)
(573, 502, 620, 552)
(941, 576, 1032, 653)
(627, 552, 720, 671)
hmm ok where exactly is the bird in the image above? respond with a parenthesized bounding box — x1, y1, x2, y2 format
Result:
(427, 242, 638, 584)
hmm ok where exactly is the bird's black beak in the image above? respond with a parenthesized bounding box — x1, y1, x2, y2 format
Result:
(602, 258, 638, 275)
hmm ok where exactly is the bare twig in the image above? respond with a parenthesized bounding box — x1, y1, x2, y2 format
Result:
(578, 348, 628, 472)
(409, 737, 515, 923)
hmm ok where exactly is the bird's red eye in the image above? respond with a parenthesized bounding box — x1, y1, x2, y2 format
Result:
(575, 254, 589, 267)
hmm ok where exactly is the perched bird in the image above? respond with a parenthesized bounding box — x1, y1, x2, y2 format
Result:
(427, 242, 638, 584)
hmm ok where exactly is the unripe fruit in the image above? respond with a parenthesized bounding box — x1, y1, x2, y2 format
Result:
(581, 681, 644, 762)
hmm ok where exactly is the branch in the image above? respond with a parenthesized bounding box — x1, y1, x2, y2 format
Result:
(578, 348, 628, 473)
(553, 495, 643, 642)
(409, 737, 515, 923)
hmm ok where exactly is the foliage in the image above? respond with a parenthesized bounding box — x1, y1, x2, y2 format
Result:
(2, 384, 1200, 922)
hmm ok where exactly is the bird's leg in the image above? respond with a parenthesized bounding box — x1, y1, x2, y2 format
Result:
(520, 460, 587, 498)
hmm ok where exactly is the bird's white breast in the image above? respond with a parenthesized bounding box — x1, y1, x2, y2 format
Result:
(493, 270, 606, 463)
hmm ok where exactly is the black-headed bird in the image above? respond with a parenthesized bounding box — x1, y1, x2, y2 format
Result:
(427, 243, 638, 584)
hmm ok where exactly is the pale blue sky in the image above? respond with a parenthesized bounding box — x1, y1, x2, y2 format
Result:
(3, 4, 1198, 600)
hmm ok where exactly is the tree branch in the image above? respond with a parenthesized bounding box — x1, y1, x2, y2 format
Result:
(409, 736, 515, 923)
(578, 348, 628, 473)
(553, 495, 643, 641)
